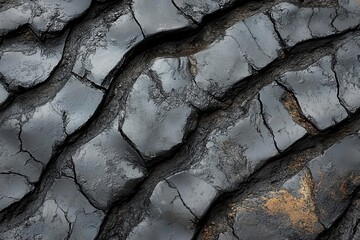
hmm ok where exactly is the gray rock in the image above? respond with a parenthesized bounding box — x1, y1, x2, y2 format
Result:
(271, 3, 313, 47)
(333, 0, 360, 31)
(0, 33, 67, 89)
(167, 171, 218, 218)
(0, 177, 104, 240)
(21, 76, 103, 164)
(72, 118, 146, 210)
(72, 8, 144, 86)
(172, 0, 223, 22)
(309, 8, 337, 37)
(0, 83, 9, 104)
(279, 56, 348, 130)
(307, 134, 360, 228)
(259, 82, 307, 151)
(192, 35, 251, 98)
(0, 0, 92, 36)
(121, 73, 197, 160)
(335, 38, 360, 113)
(227, 13, 282, 70)
(0, 174, 34, 212)
(190, 99, 279, 191)
(132, 0, 192, 36)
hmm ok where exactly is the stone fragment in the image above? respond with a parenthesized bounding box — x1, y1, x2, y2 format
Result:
(333, 0, 360, 31)
(227, 13, 281, 69)
(172, 0, 224, 22)
(132, 0, 192, 36)
(335, 38, 360, 113)
(0, 83, 9, 104)
(0, 174, 34, 212)
(190, 99, 279, 191)
(72, 118, 146, 210)
(307, 135, 360, 228)
(0, 0, 91, 36)
(279, 56, 348, 130)
(121, 73, 196, 160)
(271, 3, 313, 47)
(259, 82, 307, 151)
(192, 35, 251, 98)
(0, 177, 104, 240)
(73, 9, 143, 86)
(0, 33, 67, 89)
(21, 77, 103, 164)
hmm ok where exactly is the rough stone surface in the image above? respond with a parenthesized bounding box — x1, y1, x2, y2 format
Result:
(1, 0, 360, 239)
(279, 56, 348, 130)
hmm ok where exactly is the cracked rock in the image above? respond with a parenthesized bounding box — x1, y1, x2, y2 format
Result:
(335, 37, 360, 113)
(127, 179, 196, 240)
(259, 82, 307, 152)
(121, 67, 197, 160)
(132, 0, 192, 37)
(0, 0, 92, 36)
(279, 56, 348, 130)
(21, 76, 103, 164)
(333, 0, 360, 31)
(0, 176, 104, 240)
(0, 83, 9, 105)
(307, 134, 360, 228)
(72, 8, 144, 86)
(226, 13, 282, 70)
(0, 174, 34, 212)
(128, 172, 218, 239)
(172, 0, 226, 23)
(190, 99, 279, 191)
(72, 117, 146, 210)
(192, 35, 251, 99)
(0, 32, 67, 90)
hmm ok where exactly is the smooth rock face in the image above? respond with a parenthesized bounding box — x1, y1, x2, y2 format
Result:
(72, 118, 146, 210)
(0, 33, 67, 89)
(132, 0, 192, 36)
(72, 9, 144, 86)
(190, 99, 279, 191)
(335, 37, 360, 113)
(0, 0, 92, 36)
(279, 56, 348, 130)
(121, 73, 197, 160)
(259, 82, 307, 151)
(0, 177, 105, 240)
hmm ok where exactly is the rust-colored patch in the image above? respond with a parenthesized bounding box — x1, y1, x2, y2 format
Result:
(281, 91, 318, 136)
(199, 222, 227, 240)
(263, 172, 322, 233)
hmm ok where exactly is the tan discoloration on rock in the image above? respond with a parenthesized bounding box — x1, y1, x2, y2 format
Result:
(281, 91, 318, 136)
(262, 172, 323, 233)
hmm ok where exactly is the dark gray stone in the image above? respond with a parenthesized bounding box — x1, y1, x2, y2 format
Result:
(192, 35, 251, 98)
(190, 99, 279, 191)
(121, 73, 197, 160)
(335, 38, 360, 113)
(307, 134, 360, 228)
(0, 33, 67, 89)
(227, 13, 282, 70)
(73, 9, 144, 86)
(259, 82, 307, 151)
(132, 0, 192, 36)
(72, 117, 146, 210)
(0, 177, 104, 240)
(279, 56, 348, 130)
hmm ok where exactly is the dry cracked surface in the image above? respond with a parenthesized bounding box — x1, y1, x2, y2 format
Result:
(0, 0, 360, 239)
